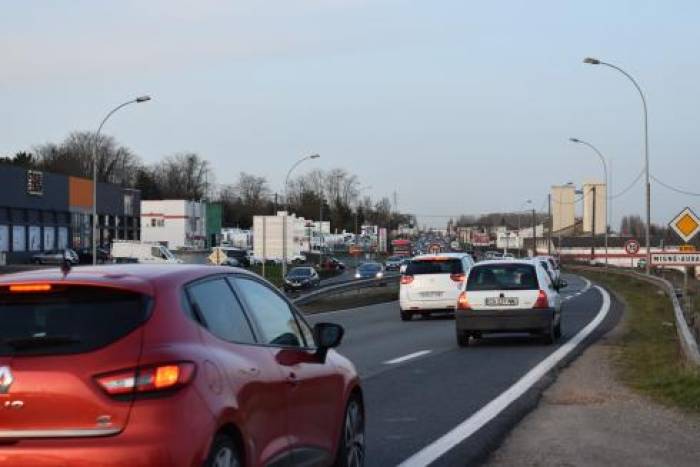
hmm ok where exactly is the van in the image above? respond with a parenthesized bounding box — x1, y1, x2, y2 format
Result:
(110, 241, 182, 264)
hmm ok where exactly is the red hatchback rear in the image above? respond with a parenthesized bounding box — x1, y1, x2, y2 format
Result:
(0, 265, 364, 467)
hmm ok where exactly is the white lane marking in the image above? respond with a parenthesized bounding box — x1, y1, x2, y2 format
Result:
(398, 286, 611, 467)
(384, 350, 432, 365)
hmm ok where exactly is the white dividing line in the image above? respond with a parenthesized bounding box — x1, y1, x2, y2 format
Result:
(384, 350, 432, 365)
(398, 286, 611, 467)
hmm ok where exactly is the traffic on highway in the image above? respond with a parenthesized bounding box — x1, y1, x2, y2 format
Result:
(0, 229, 617, 466)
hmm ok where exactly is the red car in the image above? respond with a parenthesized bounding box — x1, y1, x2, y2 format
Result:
(0, 265, 364, 467)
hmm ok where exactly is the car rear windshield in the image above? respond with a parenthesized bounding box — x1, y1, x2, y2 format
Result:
(406, 259, 463, 275)
(466, 264, 539, 291)
(0, 285, 150, 357)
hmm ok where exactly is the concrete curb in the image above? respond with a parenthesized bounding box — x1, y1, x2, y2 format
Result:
(570, 265, 700, 367)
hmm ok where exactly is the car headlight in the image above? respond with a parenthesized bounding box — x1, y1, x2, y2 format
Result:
(355, 272, 361, 278)
(376, 272, 383, 278)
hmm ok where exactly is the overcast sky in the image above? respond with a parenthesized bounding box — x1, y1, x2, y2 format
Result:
(2, 0, 699, 228)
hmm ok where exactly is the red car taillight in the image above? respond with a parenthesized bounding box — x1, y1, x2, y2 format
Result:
(457, 291, 471, 310)
(533, 290, 549, 309)
(450, 273, 466, 283)
(96, 362, 196, 396)
(401, 275, 414, 285)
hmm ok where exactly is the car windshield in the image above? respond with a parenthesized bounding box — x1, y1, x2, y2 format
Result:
(359, 263, 381, 272)
(387, 257, 401, 262)
(406, 258, 463, 275)
(288, 268, 312, 278)
(466, 264, 539, 291)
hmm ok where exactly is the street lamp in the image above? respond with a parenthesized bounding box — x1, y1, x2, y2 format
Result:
(583, 57, 650, 273)
(570, 137, 609, 269)
(354, 185, 372, 239)
(282, 154, 320, 277)
(517, 200, 532, 255)
(92, 96, 151, 265)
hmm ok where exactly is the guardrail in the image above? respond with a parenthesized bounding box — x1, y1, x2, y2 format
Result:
(292, 273, 400, 305)
(570, 265, 700, 367)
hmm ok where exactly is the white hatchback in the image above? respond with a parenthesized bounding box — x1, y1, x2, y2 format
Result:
(399, 253, 475, 320)
(455, 260, 567, 346)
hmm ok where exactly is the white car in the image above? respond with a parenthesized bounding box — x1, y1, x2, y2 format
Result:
(455, 259, 567, 346)
(110, 241, 182, 264)
(399, 253, 475, 320)
(533, 255, 561, 285)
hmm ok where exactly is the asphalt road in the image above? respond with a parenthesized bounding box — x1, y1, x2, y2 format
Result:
(306, 273, 622, 466)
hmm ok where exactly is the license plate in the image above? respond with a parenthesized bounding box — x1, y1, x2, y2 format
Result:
(420, 291, 443, 298)
(485, 297, 518, 306)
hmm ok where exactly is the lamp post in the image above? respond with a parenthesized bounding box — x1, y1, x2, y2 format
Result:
(92, 96, 151, 265)
(570, 137, 609, 269)
(583, 57, 650, 273)
(282, 154, 320, 277)
(517, 199, 532, 255)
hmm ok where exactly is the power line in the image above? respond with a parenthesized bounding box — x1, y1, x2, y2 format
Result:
(608, 167, 644, 200)
(651, 175, 700, 197)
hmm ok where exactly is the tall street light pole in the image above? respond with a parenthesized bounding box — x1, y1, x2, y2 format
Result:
(583, 57, 650, 274)
(283, 154, 320, 277)
(517, 199, 532, 255)
(570, 137, 609, 269)
(92, 96, 151, 265)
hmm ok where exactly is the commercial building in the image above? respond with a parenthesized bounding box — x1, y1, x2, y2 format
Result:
(551, 184, 576, 233)
(253, 211, 307, 260)
(141, 200, 206, 250)
(0, 164, 140, 264)
(582, 181, 607, 234)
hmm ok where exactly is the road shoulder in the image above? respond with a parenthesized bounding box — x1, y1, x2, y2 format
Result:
(485, 287, 700, 467)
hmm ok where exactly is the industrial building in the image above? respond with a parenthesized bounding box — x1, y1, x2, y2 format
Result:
(141, 200, 207, 250)
(0, 164, 140, 264)
(582, 181, 607, 234)
(551, 184, 576, 233)
(252, 211, 307, 260)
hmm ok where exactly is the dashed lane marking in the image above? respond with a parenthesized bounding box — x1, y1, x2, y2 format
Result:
(384, 350, 432, 365)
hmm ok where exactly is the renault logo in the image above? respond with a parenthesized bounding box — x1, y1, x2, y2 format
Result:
(0, 366, 14, 394)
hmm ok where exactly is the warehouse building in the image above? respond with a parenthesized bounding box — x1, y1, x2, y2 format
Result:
(0, 164, 140, 264)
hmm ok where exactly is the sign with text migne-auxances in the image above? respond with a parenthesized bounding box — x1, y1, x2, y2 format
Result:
(651, 252, 700, 266)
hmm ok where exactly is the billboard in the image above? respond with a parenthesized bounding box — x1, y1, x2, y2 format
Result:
(471, 232, 491, 247)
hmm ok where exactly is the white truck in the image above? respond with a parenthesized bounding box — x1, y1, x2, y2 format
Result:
(111, 241, 182, 264)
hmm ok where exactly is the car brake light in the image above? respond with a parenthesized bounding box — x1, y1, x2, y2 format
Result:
(400, 275, 414, 285)
(533, 290, 549, 309)
(96, 362, 195, 396)
(450, 273, 466, 282)
(9, 284, 52, 293)
(457, 291, 471, 310)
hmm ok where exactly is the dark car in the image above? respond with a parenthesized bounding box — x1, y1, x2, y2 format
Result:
(355, 262, 384, 279)
(76, 247, 111, 264)
(221, 247, 251, 267)
(284, 266, 321, 292)
(0, 265, 364, 466)
(384, 256, 404, 271)
(31, 249, 80, 265)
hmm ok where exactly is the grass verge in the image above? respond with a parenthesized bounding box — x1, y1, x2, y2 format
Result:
(298, 283, 398, 314)
(577, 269, 700, 412)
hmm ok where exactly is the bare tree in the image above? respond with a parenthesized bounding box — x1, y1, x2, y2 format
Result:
(33, 131, 141, 186)
(151, 153, 212, 200)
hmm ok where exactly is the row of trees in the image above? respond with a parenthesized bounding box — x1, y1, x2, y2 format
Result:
(1, 131, 415, 232)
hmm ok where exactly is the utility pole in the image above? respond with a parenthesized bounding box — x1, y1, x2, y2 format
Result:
(591, 185, 597, 264)
(261, 216, 267, 278)
(547, 193, 552, 255)
(531, 208, 537, 256)
(319, 191, 324, 267)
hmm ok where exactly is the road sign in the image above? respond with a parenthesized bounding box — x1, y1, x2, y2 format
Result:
(208, 247, 227, 265)
(624, 239, 640, 255)
(669, 207, 700, 243)
(651, 252, 700, 266)
(428, 244, 441, 254)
